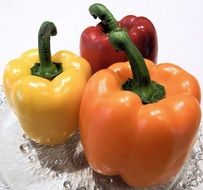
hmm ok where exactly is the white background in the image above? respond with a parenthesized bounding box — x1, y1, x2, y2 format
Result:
(0, 0, 203, 91)
(0, 0, 203, 189)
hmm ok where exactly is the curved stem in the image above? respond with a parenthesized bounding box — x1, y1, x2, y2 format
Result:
(31, 21, 62, 80)
(109, 30, 151, 87)
(38, 21, 57, 69)
(109, 30, 165, 104)
(89, 3, 119, 32)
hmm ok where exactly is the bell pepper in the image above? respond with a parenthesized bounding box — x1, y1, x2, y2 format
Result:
(80, 3, 158, 73)
(3, 21, 91, 145)
(79, 30, 201, 187)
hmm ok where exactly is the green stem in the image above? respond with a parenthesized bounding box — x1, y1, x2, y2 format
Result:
(109, 30, 151, 86)
(109, 30, 165, 104)
(89, 3, 119, 32)
(31, 21, 62, 80)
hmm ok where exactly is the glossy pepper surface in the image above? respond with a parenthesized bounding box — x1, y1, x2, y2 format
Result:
(3, 22, 91, 145)
(80, 3, 158, 73)
(79, 30, 201, 187)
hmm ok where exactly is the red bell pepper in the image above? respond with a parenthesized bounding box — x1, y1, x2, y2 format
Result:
(80, 3, 158, 73)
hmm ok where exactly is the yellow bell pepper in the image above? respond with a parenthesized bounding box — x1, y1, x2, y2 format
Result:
(3, 21, 91, 145)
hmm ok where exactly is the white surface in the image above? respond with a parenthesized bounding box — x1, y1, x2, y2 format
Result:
(0, 0, 203, 92)
(0, 0, 203, 189)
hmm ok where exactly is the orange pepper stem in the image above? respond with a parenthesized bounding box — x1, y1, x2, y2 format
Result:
(31, 21, 63, 80)
(89, 3, 119, 32)
(109, 30, 165, 104)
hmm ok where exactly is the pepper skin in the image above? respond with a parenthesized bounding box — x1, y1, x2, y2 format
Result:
(80, 3, 158, 73)
(79, 31, 201, 187)
(3, 22, 91, 145)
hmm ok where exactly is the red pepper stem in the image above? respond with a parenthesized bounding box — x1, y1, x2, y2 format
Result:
(109, 30, 165, 104)
(31, 21, 63, 80)
(89, 3, 119, 32)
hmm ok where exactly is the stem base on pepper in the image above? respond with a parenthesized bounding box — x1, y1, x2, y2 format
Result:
(31, 62, 63, 80)
(122, 78, 165, 104)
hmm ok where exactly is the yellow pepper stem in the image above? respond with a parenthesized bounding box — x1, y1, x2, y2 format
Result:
(31, 21, 63, 80)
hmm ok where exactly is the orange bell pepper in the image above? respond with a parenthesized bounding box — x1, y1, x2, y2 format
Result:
(79, 30, 201, 187)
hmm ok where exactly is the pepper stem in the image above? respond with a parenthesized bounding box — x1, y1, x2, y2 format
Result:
(89, 3, 119, 32)
(109, 30, 165, 104)
(31, 21, 63, 80)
